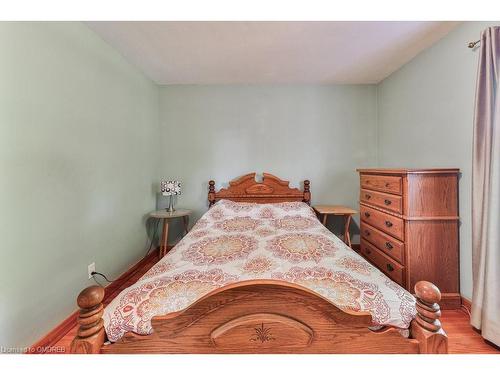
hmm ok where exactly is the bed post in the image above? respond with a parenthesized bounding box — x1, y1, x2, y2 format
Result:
(303, 179, 311, 205)
(70, 285, 106, 354)
(208, 180, 216, 207)
(410, 281, 448, 354)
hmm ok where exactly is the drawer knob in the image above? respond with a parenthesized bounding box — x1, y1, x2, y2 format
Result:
(364, 212, 371, 218)
(364, 230, 370, 236)
(384, 199, 392, 205)
(385, 242, 393, 250)
(386, 264, 394, 272)
(385, 183, 390, 187)
(365, 194, 371, 199)
(385, 220, 393, 227)
(365, 248, 371, 255)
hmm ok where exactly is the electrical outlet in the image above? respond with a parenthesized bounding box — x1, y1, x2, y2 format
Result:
(88, 262, 95, 279)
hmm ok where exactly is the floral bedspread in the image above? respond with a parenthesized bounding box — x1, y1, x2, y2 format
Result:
(103, 200, 416, 342)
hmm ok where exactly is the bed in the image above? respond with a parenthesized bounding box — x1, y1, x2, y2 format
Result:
(71, 173, 448, 354)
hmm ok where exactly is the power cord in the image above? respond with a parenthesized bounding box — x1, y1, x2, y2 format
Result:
(460, 304, 472, 319)
(91, 217, 160, 285)
(91, 271, 117, 283)
(144, 217, 160, 256)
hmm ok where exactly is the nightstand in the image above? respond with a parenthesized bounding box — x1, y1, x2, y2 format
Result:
(149, 209, 192, 259)
(313, 205, 357, 248)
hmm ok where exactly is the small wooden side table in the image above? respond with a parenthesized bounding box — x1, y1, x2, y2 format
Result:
(313, 205, 357, 248)
(149, 209, 192, 259)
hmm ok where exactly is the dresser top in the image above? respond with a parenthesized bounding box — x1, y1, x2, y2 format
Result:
(356, 168, 460, 175)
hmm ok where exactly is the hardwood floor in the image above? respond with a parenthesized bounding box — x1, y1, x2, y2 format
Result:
(441, 309, 499, 353)
(51, 255, 499, 354)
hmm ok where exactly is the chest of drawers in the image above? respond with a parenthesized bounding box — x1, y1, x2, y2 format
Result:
(357, 168, 460, 309)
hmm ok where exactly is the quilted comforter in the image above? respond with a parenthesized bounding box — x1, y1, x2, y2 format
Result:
(103, 200, 416, 342)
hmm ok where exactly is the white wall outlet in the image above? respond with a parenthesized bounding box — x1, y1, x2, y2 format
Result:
(88, 262, 95, 279)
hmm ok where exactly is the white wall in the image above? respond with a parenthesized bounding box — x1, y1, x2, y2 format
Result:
(377, 21, 499, 299)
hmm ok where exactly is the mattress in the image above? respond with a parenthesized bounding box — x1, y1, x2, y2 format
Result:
(103, 199, 416, 342)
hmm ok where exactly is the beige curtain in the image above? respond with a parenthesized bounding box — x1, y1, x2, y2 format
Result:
(471, 26, 500, 347)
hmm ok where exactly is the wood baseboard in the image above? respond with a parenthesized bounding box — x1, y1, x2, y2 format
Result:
(28, 247, 161, 353)
(461, 296, 472, 312)
(28, 310, 80, 354)
(440, 293, 462, 310)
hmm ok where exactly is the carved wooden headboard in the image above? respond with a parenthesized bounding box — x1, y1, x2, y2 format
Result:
(208, 173, 310, 207)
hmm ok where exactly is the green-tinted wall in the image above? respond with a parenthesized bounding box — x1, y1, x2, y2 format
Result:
(158, 85, 378, 241)
(0, 22, 159, 348)
(377, 22, 499, 299)
(2, 21, 492, 348)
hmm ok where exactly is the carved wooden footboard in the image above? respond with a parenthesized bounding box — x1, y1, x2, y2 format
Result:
(71, 280, 447, 354)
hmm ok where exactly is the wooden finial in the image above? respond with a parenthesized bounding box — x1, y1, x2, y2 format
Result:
(410, 280, 448, 353)
(70, 285, 106, 353)
(303, 180, 311, 205)
(414, 281, 442, 332)
(208, 180, 216, 207)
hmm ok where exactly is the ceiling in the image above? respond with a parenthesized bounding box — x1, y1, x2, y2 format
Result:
(86, 21, 460, 85)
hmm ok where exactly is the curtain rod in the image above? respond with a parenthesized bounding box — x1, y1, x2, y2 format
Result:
(468, 40, 480, 48)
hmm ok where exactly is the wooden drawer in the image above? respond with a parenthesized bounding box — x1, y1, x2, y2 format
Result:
(360, 239, 404, 285)
(360, 204, 404, 240)
(360, 189, 402, 214)
(360, 221, 404, 263)
(360, 174, 402, 195)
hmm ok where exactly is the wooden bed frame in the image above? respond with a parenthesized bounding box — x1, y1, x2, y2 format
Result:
(71, 173, 447, 354)
(208, 172, 311, 206)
